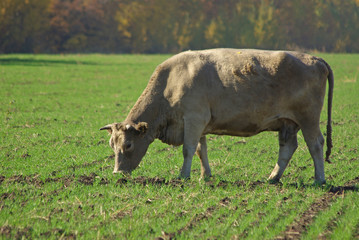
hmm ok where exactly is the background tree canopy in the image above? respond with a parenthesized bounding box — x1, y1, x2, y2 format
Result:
(1, 0, 358, 53)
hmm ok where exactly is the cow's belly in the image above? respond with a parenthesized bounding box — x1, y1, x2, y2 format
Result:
(204, 116, 284, 137)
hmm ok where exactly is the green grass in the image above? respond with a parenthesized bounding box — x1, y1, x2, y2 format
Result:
(0, 53, 358, 239)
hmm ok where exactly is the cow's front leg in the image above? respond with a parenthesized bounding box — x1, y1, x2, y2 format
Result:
(179, 117, 206, 179)
(196, 136, 212, 178)
(180, 143, 197, 178)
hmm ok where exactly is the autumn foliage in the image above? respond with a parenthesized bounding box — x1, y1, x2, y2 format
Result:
(1, 0, 358, 53)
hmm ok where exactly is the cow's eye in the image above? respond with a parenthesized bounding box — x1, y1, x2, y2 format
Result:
(126, 142, 132, 150)
(123, 142, 134, 152)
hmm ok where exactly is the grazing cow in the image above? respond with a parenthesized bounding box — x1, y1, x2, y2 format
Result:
(101, 49, 333, 184)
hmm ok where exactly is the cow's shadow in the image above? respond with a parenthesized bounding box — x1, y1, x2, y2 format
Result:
(286, 182, 359, 193)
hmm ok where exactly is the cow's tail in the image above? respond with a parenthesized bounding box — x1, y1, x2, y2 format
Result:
(322, 60, 334, 163)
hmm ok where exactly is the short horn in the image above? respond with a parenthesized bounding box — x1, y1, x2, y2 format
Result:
(100, 124, 113, 134)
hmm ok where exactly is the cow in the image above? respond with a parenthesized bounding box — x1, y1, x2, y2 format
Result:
(100, 48, 333, 184)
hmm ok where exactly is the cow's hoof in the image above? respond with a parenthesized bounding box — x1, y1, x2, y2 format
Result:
(268, 178, 281, 185)
(313, 179, 326, 186)
(199, 175, 212, 182)
(113, 170, 131, 177)
(177, 175, 190, 180)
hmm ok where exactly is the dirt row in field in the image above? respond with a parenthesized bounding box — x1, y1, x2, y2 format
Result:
(2, 172, 358, 191)
(0, 172, 264, 189)
(0, 154, 114, 187)
(0, 225, 32, 240)
(115, 177, 264, 189)
(0, 173, 109, 188)
(275, 176, 359, 240)
(0, 225, 77, 240)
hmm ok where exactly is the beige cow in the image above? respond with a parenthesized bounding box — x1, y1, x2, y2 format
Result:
(101, 49, 333, 184)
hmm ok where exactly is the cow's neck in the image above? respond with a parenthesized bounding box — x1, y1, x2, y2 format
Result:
(126, 87, 168, 142)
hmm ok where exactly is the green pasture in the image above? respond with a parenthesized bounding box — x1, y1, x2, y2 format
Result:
(0, 53, 358, 239)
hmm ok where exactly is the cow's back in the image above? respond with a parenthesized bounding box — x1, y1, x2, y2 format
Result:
(158, 49, 329, 137)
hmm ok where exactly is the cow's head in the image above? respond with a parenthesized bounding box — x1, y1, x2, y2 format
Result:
(100, 122, 149, 175)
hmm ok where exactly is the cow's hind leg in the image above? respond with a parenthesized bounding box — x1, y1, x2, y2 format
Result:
(196, 136, 212, 178)
(301, 125, 326, 184)
(268, 120, 299, 183)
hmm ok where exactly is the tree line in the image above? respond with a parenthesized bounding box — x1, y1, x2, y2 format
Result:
(1, 0, 358, 54)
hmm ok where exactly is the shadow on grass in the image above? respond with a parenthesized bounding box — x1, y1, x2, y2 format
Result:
(287, 180, 359, 193)
(0, 57, 99, 66)
(327, 185, 359, 193)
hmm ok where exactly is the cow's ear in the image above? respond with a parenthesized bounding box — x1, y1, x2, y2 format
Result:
(100, 124, 114, 134)
(135, 122, 148, 135)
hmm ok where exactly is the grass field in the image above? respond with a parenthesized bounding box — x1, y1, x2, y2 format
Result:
(0, 52, 358, 239)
